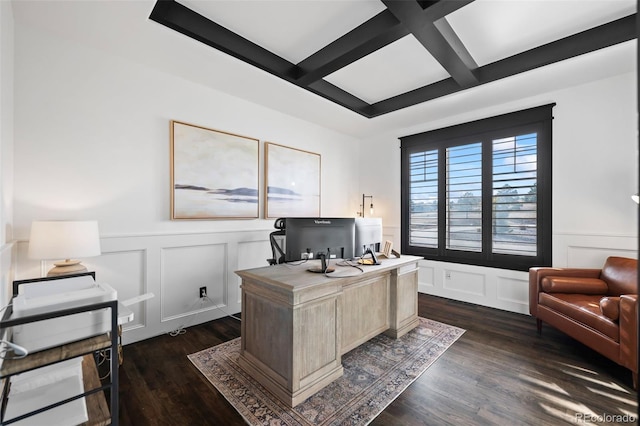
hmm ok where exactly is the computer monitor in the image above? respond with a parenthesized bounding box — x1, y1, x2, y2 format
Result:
(284, 218, 355, 263)
(354, 217, 383, 257)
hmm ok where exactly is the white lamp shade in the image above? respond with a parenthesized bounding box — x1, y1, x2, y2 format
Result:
(28, 221, 101, 260)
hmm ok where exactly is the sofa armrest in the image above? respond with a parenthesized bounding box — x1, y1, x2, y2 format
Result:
(619, 294, 638, 373)
(529, 267, 601, 316)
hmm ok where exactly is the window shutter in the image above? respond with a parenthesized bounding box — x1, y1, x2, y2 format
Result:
(446, 143, 482, 252)
(492, 133, 537, 256)
(409, 150, 438, 248)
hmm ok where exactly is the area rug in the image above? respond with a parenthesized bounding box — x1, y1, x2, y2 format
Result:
(188, 317, 464, 426)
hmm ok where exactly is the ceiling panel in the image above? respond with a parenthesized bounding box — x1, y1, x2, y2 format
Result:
(180, 0, 386, 64)
(324, 35, 450, 104)
(447, 0, 636, 66)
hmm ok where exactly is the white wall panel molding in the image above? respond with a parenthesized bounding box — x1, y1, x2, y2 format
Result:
(88, 249, 147, 333)
(418, 259, 529, 314)
(237, 239, 276, 304)
(386, 224, 635, 315)
(415, 230, 638, 314)
(496, 274, 529, 312)
(161, 243, 228, 321)
(418, 264, 435, 290)
(553, 232, 638, 268)
(15, 229, 273, 345)
(442, 268, 486, 297)
(98, 227, 274, 241)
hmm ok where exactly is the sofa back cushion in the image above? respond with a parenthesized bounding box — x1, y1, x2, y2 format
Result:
(601, 257, 638, 296)
(541, 277, 608, 294)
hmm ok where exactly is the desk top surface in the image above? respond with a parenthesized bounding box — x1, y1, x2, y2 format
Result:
(236, 255, 422, 292)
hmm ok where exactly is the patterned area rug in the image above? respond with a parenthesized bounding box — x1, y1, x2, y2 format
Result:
(188, 317, 464, 425)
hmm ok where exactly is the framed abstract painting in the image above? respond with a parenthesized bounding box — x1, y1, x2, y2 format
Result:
(265, 142, 320, 218)
(170, 120, 259, 219)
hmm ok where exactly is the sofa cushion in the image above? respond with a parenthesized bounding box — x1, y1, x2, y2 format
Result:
(541, 277, 608, 294)
(539, 293, 619, 341)
(599, 297, 620, 321)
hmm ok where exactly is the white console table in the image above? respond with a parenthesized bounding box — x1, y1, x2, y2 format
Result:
(235, 255, 421, 407)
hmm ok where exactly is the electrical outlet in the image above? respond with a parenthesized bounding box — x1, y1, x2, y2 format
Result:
(301, 252, 313, 260)
(199, 286, 207, 298)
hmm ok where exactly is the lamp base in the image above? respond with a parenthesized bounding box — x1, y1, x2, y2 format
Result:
(47, 260, 88, 277)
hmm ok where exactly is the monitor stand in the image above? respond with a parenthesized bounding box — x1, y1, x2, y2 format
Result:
(361, 248, 380, 265)
(307, 254, 334, 273)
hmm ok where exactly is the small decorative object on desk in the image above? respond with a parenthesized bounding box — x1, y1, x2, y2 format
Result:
(382, 240, 393, 257)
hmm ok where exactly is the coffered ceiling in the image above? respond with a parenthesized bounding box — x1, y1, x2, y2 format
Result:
(150, 0, 637, 118)
(10, 0, 637, 138)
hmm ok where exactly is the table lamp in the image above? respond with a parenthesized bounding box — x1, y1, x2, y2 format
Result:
(28, 220, 101, 276)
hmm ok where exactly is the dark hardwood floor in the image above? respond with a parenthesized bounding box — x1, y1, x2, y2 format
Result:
(118, 294, 638, 425)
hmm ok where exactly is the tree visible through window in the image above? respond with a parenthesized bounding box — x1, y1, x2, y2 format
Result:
(401, 105, 554, 271)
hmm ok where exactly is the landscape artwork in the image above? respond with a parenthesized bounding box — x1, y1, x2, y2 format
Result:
(171, 121, 259, 219)
(265, 142, 320, 218)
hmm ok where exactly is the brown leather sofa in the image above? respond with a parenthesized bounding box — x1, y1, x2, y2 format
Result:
(529, 256, 638, 388)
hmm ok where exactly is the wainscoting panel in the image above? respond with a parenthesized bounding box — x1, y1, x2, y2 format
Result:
(567, 246, 637, 268)
(387, 224, 638, 315)
(418, 264, 435, 289)
(89, 249, 147, 331)
(442, 269, 486, 297)
(554, 233, 638, 267)
(496, 274, 529, 313)
(14, 229, 273, 345)
(419, 260, 529, 314)
(161, 243, 227, 321)
(13, 228, 636, 342)
(237, 239, 272, 304)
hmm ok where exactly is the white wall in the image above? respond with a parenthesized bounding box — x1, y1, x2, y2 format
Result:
(361, 71, 638, 314)
(0, 0, 15, 305)
(12, 20, 361, 343)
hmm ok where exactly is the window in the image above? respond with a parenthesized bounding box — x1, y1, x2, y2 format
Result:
(401, 104, 554, 271)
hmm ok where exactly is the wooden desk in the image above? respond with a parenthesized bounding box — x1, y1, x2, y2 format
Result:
(235, 256, 421, 407)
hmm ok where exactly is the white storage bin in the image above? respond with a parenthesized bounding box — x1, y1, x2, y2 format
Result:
(11, 275, 117, 353)
(10, 357, 84, 394)
(6, 375, 88, 425)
